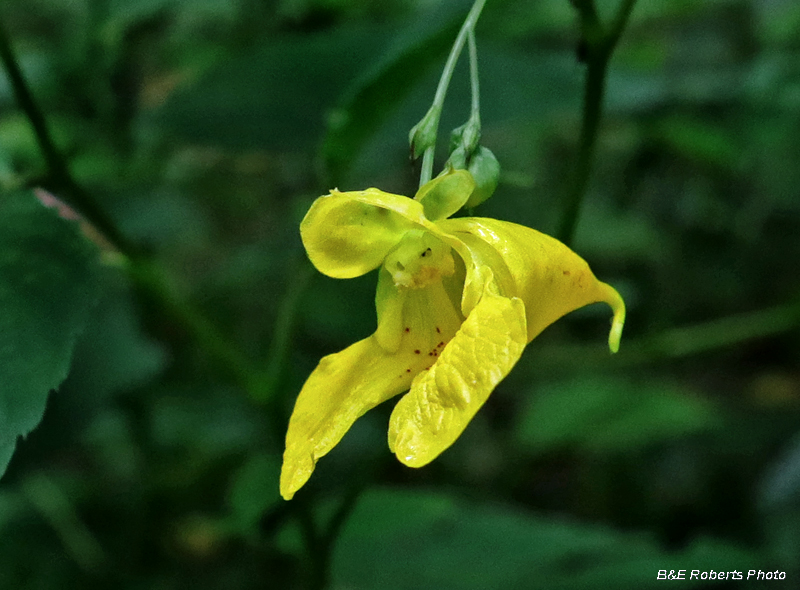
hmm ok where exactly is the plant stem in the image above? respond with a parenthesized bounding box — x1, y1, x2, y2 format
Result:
(253, 259, 314, 404)
(468, 29, 481, 123)
(610, 0, 639, 43)
(557, 0, 638, 247)
(0, 22, 271, 405)
(294, 454, 378, 590)
(294, 501, 324, 589)
(0, 23, 130, 251)
(418, 0, 487, 187)
(530, 300, 800, 374)
(124, 258, 256, 393)
(557, 48, 609, 246)
(312, 485, 363, 590)
(22, 473, 107, 573)
(640, 300, 800, 359)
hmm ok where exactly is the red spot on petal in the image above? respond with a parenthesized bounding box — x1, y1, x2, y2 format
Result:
(438, 341, 445, 348)
(406, 369, 411, 373)
(435, 327, 441, 333)
(404, 327, 410, 333)
(414, 350, 420, 354)
(562, 270, 570, 276)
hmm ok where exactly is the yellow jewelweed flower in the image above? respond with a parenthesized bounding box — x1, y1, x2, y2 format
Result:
(280, 169, 625, 500)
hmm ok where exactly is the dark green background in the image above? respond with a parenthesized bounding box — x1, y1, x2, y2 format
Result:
(1, 0, 799, 588)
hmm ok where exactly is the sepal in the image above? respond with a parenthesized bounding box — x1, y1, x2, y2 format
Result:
(300, 188, 425, 278)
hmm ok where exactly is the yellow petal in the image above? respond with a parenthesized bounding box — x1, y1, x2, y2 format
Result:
(374, 267, 408, 353)
(441, 226, 517, 319)
(281, 275, 462, 500)
(413, 168, 475, 221)
(439, 217, 625, 351)
(388, 271, 527, 467)
(300, 188, 427, 279)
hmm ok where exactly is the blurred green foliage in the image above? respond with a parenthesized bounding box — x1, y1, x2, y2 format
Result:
(0, 191, 100, 475)
(1, 0, 799, 588)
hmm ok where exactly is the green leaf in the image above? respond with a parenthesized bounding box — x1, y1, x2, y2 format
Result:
(0, 190, 99, 477)
(761, 433, 800, 509)
(149, 385, 264, 455)
(333, 488, 757, 590)
(226, 452, 282, 536)
(61, 272, 167, 404)
(574, 197, 669, 261)
(0, 442, 13, 480)
(321, 2, 469, 183)
(759, 432, 800, 576)
(154, 26, 391, 151)
(0, 486, 25, 534)
(515, 376, 721, 455)
(655, 115, 741, 170)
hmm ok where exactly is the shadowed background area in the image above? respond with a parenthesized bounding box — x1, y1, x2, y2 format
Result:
(1, 0, 799, 588)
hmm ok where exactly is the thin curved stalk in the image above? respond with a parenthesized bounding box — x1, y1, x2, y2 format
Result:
(557, 0, 639, 247)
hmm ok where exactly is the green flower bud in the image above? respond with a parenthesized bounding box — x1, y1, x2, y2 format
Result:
(409, 105, 441, 160)
(449, 117, 481, 155)
(464, 146, 500, 208)
(444, 146, 467, 170)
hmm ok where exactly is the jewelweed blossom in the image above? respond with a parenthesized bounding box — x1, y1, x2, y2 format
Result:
(280, 169, 625, 500)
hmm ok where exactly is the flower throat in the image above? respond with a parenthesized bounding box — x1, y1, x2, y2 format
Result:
(383, 229, 455, 289)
